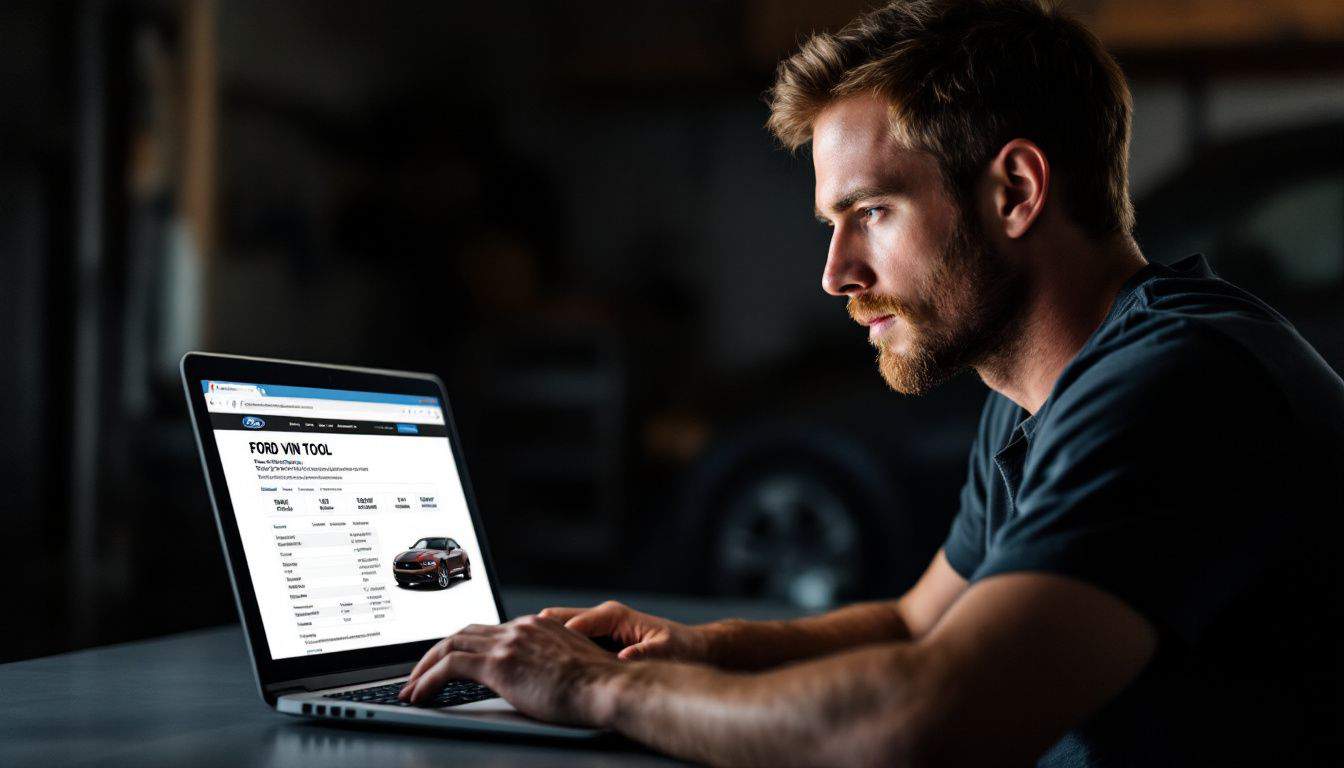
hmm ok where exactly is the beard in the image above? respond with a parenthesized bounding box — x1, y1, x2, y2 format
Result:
(847, 209, 1025, 395)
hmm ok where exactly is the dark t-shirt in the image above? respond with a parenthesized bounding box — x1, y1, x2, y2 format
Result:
(943, 254, 1343, 766)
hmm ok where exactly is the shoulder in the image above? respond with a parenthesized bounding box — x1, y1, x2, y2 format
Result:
(1035, 305, 1293, 469)
(1133, 257, 1291, 329)
(1092, 257, 1306, 385)
(1050, 267, 1295, 425)
(1065, 313, 1259, 401)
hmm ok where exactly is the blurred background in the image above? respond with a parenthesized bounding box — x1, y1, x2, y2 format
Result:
(2, 0, 1341, 662)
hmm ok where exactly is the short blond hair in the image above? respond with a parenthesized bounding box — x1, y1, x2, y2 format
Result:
(767, 0, 1134, 239)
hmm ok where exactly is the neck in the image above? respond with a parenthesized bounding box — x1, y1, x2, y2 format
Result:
(975, 235, 1148, 415)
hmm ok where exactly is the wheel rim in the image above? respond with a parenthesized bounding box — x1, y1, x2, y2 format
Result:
(438, 569, 449, 588)
(716, 473, 860, 609)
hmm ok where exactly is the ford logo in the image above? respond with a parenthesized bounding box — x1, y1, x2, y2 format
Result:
(242, 416, 266, 429)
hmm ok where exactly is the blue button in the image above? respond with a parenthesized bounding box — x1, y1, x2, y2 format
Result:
(395, 423, 419, 434)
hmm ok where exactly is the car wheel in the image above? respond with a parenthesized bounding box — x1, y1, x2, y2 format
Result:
(712, 470, 862, 610)
(462, 566, 472, 580)
(437, 569, 450, 589)
(679, 426, 914, 609)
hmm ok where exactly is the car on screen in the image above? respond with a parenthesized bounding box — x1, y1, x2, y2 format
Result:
(393, 537, 471, 589)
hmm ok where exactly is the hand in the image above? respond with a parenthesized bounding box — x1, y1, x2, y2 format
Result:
(398, 615, 626, 726)
(539, 600, 710, 662)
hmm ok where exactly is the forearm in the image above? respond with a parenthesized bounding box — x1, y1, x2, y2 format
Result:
(698, 601, 911, 670)
(597, 643, 932, 768)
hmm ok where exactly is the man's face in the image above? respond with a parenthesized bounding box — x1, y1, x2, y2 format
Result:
(812, 95, 1021, 394)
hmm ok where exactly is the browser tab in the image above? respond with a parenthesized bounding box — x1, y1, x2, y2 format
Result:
(206, 381, 265, 396)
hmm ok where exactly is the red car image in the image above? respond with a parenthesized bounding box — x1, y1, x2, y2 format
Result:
(393, 537, 472, 589)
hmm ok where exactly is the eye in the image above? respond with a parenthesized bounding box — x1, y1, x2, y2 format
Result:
(860, 206, 885, 223)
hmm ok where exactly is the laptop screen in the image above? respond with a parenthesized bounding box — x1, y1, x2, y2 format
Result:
(200, 379, 502, 660)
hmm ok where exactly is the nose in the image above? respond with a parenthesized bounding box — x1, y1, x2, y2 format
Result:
(821, 226, 876, 297)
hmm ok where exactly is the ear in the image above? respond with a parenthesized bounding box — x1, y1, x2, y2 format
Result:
(986, 139, 1050, 240)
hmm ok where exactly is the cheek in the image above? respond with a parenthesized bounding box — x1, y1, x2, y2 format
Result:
(869, 216, 934, 296)
(904, 200, 957, 254)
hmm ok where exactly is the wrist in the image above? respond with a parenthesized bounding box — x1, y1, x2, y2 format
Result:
(693, 620, 736, 666)
(580, 659, 635, 729)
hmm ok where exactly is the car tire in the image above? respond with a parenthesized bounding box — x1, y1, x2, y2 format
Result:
(437, 569, 450, 589)
(463, 566, 472, 580)
(678, 426, 912, 609)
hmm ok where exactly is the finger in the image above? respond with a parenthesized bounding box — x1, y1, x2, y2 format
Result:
(617, 638, 669, 660)
(407, 637, 452, 683)
(406, 651, 487, 704)
(538, 606, 587, 623)
(407, 650, 486, 704)
(441, 633, 493, 654)
(406, 626, 498, 686)
(564, 603, 628, 637)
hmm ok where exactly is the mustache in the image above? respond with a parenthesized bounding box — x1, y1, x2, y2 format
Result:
(847, 294, 919, 324)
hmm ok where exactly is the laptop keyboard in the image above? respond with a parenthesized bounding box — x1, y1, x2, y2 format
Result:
(323, 680, 498, 708)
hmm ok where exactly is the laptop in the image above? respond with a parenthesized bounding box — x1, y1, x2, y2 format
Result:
(181, 351, 601, 738)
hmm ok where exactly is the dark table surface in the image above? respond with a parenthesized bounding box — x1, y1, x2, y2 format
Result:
(0, 589, 803, 767)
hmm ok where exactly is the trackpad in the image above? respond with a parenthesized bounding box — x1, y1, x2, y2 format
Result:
(451, 697, 517, 715)
(436, 693, 602, 737)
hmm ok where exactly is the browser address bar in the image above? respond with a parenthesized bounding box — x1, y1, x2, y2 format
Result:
(235, 397, 409, 413)
(236, 398, 317, 411)
(219, 395, 442, 423)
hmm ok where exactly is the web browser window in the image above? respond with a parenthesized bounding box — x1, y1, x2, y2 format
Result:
(201, 380, 501, 659)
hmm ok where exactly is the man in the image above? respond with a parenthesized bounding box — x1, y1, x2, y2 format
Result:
(402, 1, 1343, 764)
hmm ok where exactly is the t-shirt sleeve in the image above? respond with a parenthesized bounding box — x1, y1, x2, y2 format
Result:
(970, 320, 1299, 645)
(942, 394, 1010, 579)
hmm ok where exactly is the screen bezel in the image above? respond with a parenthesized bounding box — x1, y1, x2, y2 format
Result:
(181, 352, 508, 695)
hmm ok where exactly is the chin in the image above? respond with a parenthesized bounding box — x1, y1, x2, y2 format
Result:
(877, 350, 931, 395)
(876, 345, 959, 396)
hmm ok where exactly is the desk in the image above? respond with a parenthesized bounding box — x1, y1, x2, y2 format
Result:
(0, 590, 802, 767)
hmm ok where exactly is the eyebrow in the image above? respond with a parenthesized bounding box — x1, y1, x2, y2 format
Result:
(814, 183, 903, 223)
